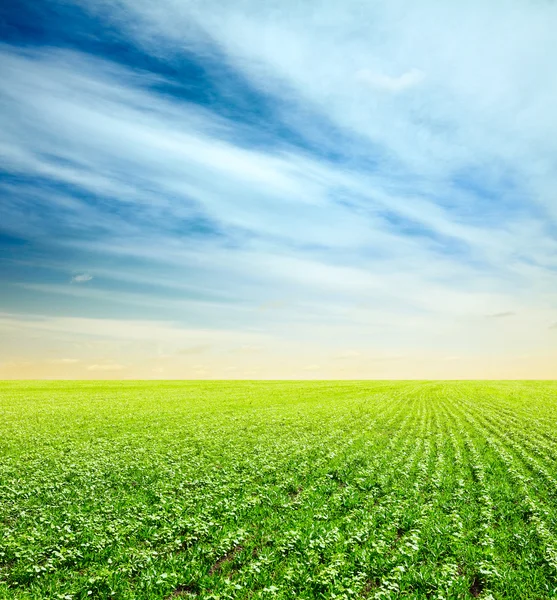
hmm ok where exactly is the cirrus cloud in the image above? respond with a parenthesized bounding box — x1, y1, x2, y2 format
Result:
(71, 273, 93, 283)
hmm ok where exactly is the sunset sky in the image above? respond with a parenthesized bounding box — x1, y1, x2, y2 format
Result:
(1, 0, 557, 379)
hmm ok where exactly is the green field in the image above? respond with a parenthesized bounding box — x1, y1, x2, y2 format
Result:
(2, 381, 557, 599)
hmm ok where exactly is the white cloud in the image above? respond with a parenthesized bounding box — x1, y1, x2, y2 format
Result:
(0, 312, 266, 344)
(88, 0, 557, 189)
(355, 68, 425, 92)
(71, 273, 93, 283)
(1, 1, 557, 376)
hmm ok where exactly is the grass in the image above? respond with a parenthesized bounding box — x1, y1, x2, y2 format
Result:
(1, 380, 557, 599)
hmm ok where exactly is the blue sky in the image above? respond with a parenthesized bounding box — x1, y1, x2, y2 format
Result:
(1, 0, 557, 378)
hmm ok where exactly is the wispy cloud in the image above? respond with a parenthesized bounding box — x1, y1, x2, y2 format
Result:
(356, 68, 425, 92)
(0, 1, 557, 377)
(71, 273, 93, 283)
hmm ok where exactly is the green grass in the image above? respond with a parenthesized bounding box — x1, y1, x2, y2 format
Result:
(2, 381, 557, 599)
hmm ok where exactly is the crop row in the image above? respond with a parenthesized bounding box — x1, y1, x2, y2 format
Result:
(1, 381, 557, 599)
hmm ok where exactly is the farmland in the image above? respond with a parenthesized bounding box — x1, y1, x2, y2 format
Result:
(1, 381, 557, 599)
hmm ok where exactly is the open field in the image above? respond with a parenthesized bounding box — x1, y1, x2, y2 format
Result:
(2, 381, 557, 599)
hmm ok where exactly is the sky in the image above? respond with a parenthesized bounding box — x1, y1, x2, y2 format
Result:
(1, 0, 556, 379)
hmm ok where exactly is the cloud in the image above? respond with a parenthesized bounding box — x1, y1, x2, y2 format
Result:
(1, 2, 557, 377)
(91, 0, 557, 191)
(71, 273, 93, 283)
(0, 312, 267, 344)
(486, 311, 516, 319)
(549, 323, 557, 330)
(355, 68, 425, 92)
